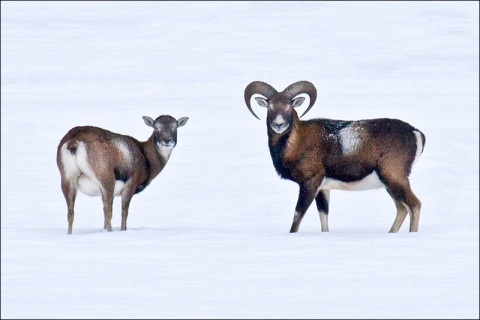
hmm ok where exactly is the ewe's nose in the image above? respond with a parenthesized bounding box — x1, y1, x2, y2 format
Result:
(163, 139, 174, 145)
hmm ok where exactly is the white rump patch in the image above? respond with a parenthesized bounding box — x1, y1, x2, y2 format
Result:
(411, 130, 424, 169)
(74, 142, 104, 196)
(59, 143, 81, 181)
(60, 141, 127, 197)
(339, 125, 361, 155)
(319, 170, 384, 191)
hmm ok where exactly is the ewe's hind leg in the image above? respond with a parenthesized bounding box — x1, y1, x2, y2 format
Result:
(100, 176, 116, 232)
(102, 192, 114, 232)
(389, 198, 408, 233)
(315, 189, 330, 232)
(61, 180, 77, 235)
(385, 179, 422, 233)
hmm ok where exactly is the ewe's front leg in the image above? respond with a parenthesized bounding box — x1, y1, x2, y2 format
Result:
(120, 187, 136, 231)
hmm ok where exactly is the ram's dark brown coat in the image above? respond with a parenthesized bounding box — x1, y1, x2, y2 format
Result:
(245, 80, 425, 233)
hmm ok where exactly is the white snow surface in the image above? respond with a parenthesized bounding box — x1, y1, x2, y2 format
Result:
(1, 2, 479, 319)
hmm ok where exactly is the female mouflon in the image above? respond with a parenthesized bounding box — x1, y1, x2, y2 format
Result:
(244, 80, 425, 233)
(57, 115, 188, 234)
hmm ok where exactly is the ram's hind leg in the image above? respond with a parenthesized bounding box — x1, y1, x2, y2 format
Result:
(315, 189, 330, 232)
(405, 188, 421, 232)
(385, 179, 421, 233)
(388, 198, 408, 233)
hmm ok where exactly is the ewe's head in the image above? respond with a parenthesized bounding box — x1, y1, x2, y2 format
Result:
(244, 81, 317, 134)
(143, 115, 189, 152)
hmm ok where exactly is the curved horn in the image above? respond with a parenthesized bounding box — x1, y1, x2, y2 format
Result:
(244, 81, 278, 120)
(282, 81, 317, 118)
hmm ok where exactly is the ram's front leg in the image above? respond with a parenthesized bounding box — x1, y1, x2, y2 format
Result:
(290, 184, 318, 233)
(315, 189, 330, 232)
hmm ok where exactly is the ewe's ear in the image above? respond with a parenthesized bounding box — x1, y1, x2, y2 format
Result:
(292, 97, 306, 108)
(177, 117, 189, 128)
(255, 97, 268, 108)
(143, 116, 155, 128)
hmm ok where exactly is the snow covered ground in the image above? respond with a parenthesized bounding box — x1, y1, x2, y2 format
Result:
(1, 1, 478, 318)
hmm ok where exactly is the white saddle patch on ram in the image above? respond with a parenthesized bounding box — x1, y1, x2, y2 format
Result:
(339, 124, 361, 155)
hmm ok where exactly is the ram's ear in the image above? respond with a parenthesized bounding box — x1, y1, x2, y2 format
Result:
(292, 97, 305, 108)
(255, 97, 268, 108)
(143, 116, 155, 128)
